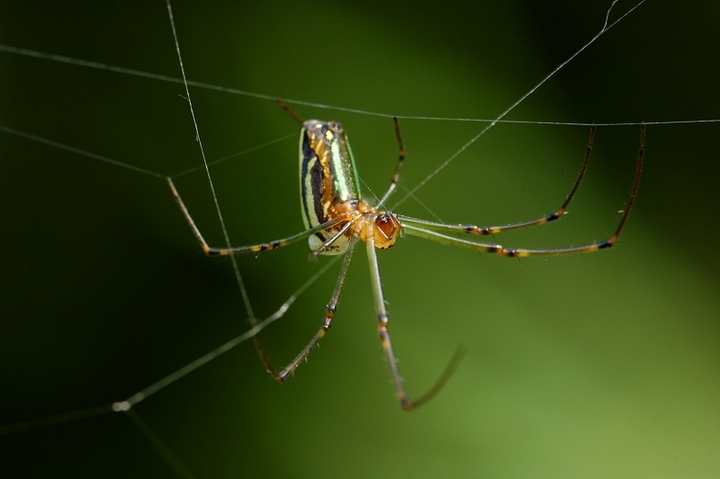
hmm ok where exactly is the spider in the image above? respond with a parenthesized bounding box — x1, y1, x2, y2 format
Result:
(168, 104, 645, 411)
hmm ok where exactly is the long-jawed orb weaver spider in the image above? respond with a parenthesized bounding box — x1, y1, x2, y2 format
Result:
(167, 102, 645, 411)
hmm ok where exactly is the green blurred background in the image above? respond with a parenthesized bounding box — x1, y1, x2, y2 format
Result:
(1, 1, 719, 478)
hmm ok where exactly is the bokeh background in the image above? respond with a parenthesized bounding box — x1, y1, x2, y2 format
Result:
(1, 1, 719, 478)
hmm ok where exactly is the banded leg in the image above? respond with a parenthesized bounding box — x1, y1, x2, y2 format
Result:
(254, 238, 358, 381)
(168, 177, 348, 256)
(402, 124, 644, 258)
(397, 125, 596, 236)
(366, 224, 465, 411)
(377, 117, 407, 207)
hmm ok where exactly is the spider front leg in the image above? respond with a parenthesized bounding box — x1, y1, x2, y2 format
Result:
(397, 125, 597, 236)
(403, 124, 645, 258)
(366, 226, 465, 411)
(255, 238, 358, 381)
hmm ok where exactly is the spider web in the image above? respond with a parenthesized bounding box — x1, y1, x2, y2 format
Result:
(2, 1, 720, 478)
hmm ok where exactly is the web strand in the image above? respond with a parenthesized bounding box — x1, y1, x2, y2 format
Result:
(165, 0, 255, 323)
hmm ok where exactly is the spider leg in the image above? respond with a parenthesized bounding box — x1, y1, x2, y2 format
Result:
(308, 217, 359, 257)
(377, 117, 406, 207)
(167, 177, 347, 256)
(254, 238, 358, 381)
(397, 125, 597, 236)
(277, 99, 304, 125)
(366, 225, 465, 411)
(402, 124, 644, 258)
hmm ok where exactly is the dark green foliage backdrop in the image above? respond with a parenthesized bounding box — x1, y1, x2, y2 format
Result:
(1, 1, 719, 478)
